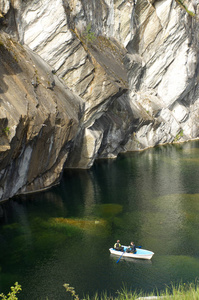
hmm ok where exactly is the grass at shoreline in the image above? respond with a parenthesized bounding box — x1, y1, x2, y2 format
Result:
(63, 282, 199, 300)
(2, 282, 199, 299)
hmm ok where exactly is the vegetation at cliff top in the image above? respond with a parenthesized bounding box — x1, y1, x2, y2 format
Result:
(2, 281, 199, 300)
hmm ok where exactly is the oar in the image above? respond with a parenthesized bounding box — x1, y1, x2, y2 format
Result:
(116, 246, 142, 263)
(116, 250, 125, 263)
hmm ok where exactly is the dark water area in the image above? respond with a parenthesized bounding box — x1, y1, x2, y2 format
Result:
(1, 141, 199, 299)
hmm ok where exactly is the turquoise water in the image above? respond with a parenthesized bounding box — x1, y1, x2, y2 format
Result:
(1, 141, 199, 299)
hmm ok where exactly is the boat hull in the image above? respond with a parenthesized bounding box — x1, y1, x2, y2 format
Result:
(109, 246, 154, 260)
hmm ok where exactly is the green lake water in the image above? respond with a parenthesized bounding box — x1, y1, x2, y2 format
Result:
(1, 141, 199, 299)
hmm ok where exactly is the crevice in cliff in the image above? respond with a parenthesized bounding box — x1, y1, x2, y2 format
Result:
(78, 69, 95, 98)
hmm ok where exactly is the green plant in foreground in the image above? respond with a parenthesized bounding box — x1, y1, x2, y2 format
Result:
(3, 281, 199, 300)
(63, 283, 80, 300)
(0, 282, 22, 300)
(159, 282, 199, 300)
(63, 282, 199, 300)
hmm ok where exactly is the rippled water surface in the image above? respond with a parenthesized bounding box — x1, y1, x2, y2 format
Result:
(1, 141, 199, 299)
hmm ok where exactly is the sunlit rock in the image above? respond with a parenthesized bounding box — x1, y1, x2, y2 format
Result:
(0, 0, 199, 200)
(0, 0, 10, 14)
(0, 32, 82, 200)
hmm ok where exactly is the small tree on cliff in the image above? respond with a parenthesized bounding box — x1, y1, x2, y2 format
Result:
(84, 23, 96, 45)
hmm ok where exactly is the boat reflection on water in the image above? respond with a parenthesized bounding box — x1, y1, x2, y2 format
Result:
(110, 254, 153, 264)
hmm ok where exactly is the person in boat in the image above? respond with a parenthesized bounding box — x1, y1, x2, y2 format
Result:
(126, 241, 137, 253)
(114, 240, 124, 251)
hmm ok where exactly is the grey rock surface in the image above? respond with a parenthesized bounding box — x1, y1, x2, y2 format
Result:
(0, 0, 199, 200)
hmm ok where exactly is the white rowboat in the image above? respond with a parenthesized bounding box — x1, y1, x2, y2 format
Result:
(109, 246, 154, 260)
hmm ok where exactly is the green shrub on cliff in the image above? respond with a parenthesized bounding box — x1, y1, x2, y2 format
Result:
(3, 126, 10, 136)
(84, 23, 96, 43)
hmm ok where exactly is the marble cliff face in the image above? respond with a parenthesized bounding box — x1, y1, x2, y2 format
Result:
(0, 0, 198, 200)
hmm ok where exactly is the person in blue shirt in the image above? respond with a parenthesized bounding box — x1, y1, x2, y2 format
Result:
(126, 241, 137, 253)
